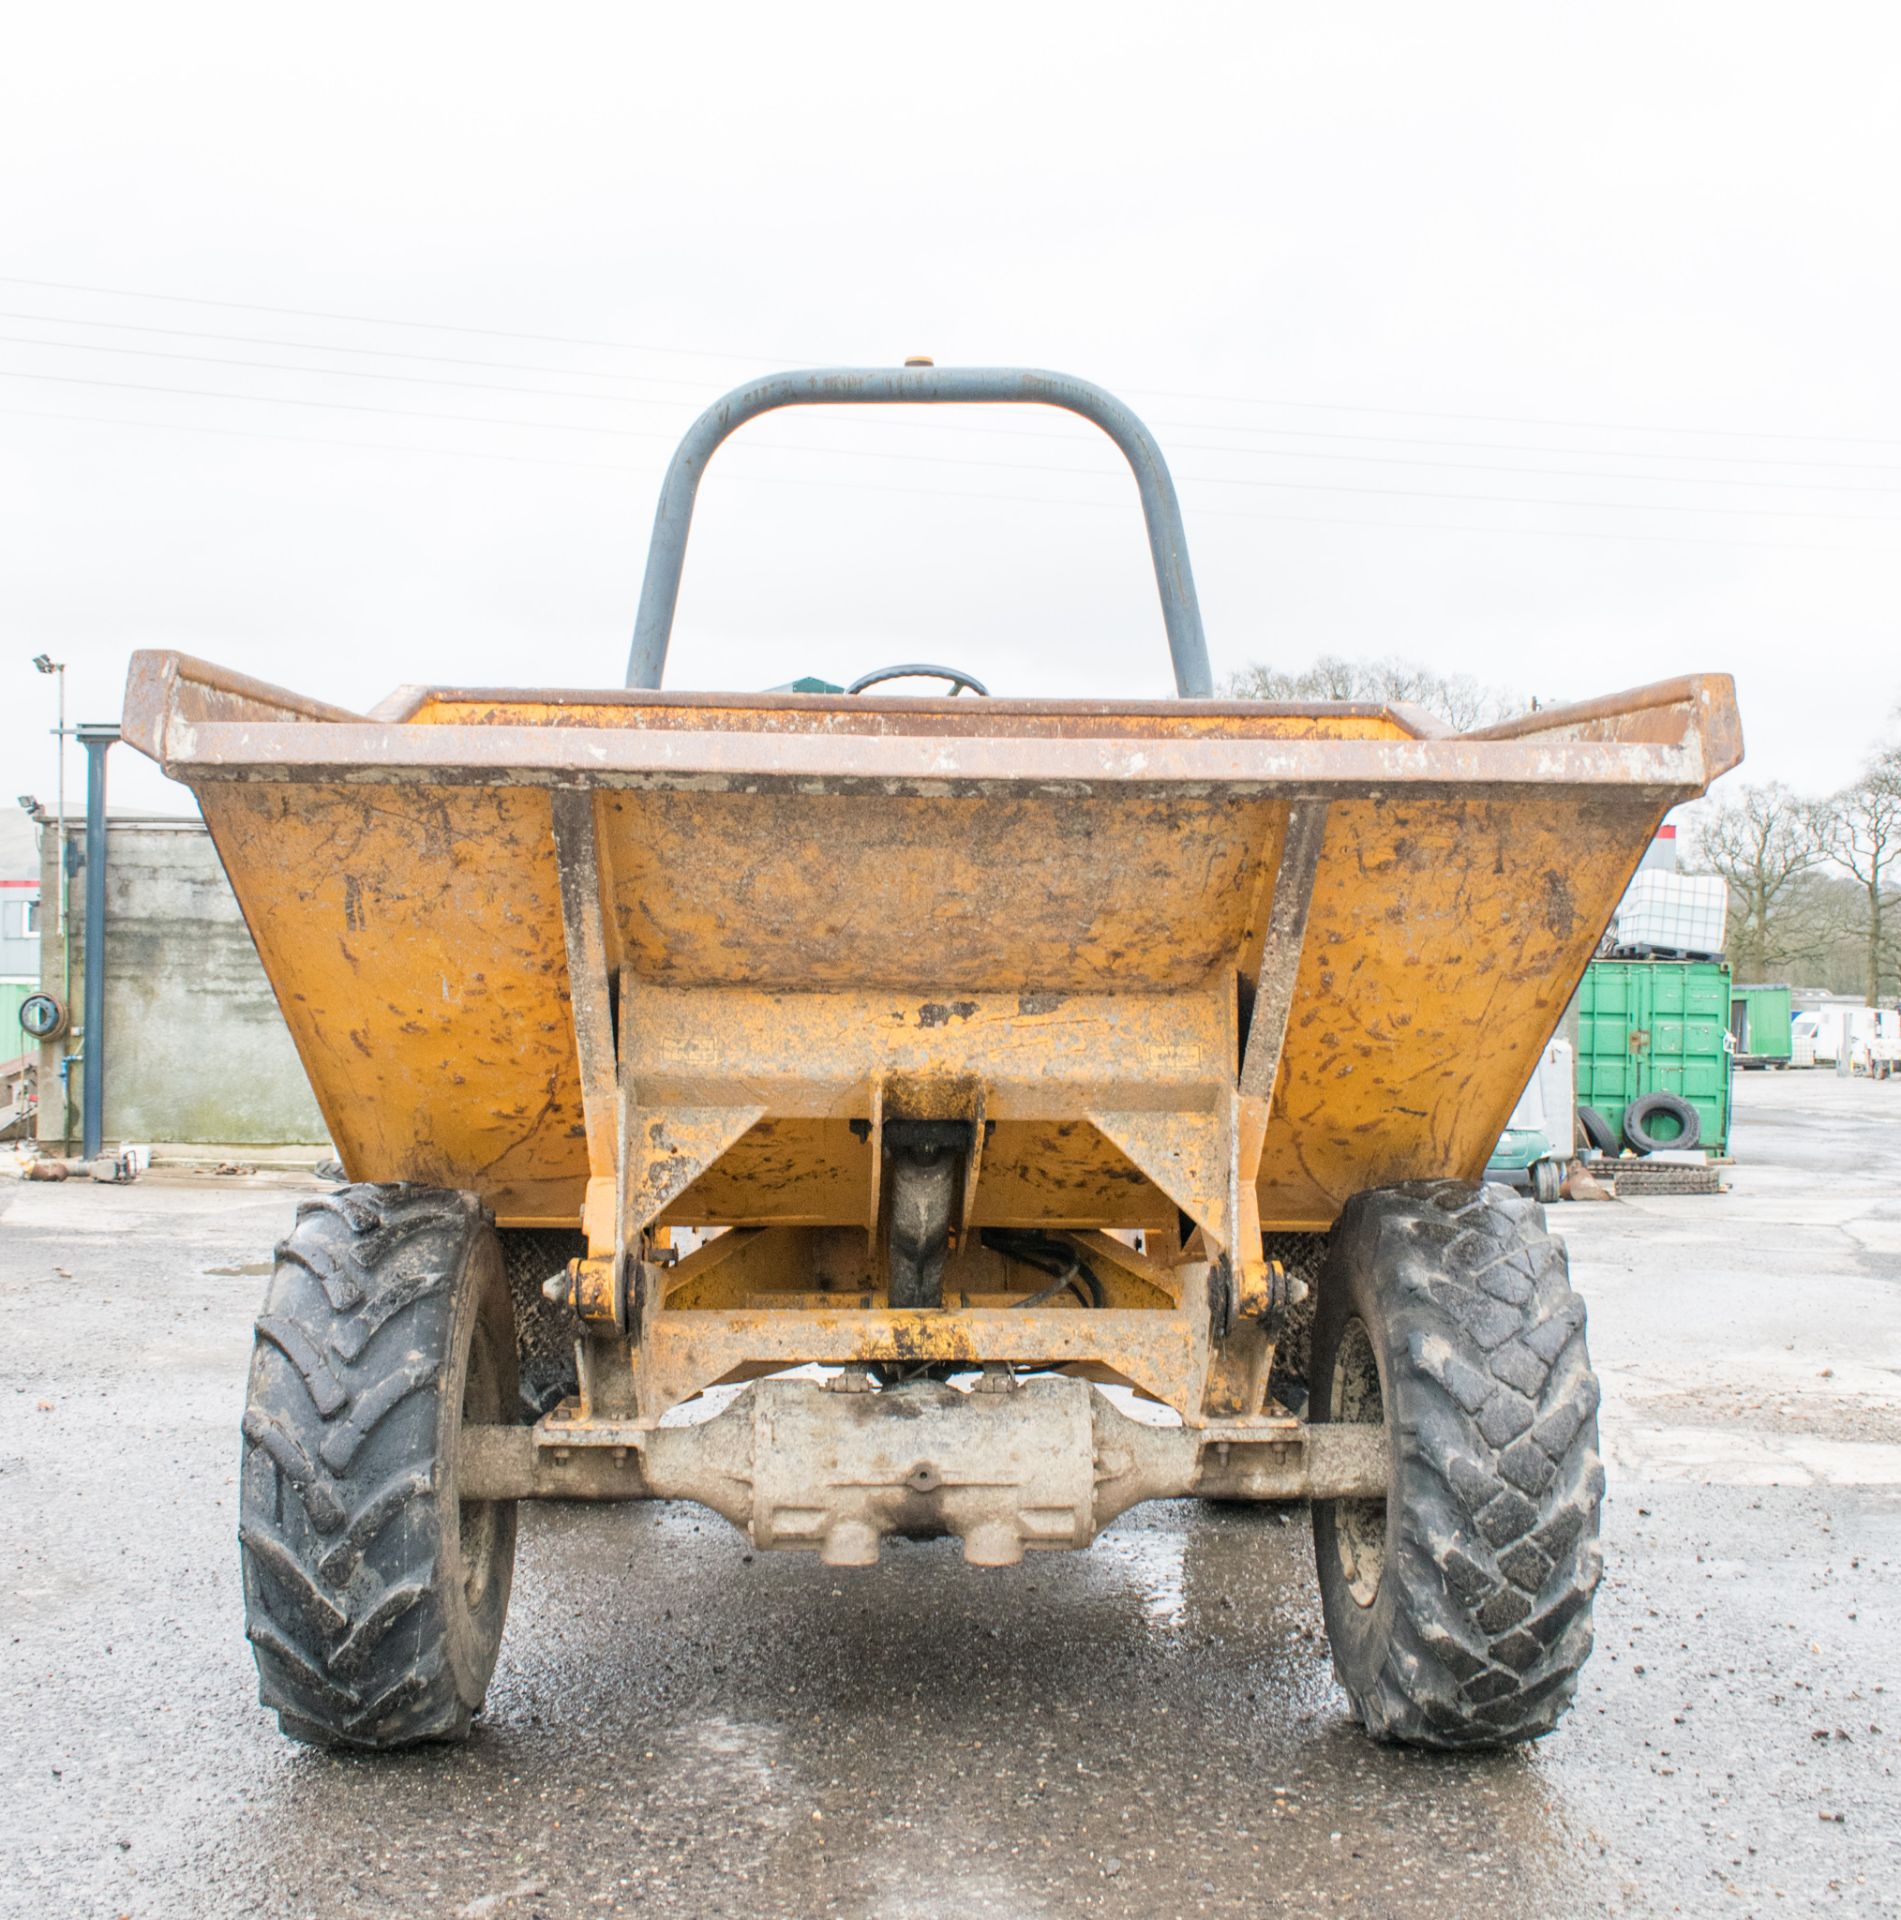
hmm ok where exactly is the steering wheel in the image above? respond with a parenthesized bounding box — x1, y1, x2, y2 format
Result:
(845, 663, 989, 697)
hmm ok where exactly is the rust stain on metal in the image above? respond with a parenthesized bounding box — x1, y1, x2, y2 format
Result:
(915, 1000, 979, 1028)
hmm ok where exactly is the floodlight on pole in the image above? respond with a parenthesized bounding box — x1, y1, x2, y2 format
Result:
(29, 651, 74, 1141)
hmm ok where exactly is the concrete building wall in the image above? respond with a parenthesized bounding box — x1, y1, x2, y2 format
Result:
(36, 813, 328, 1148)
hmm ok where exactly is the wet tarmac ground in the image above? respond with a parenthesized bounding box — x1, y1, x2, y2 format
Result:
(3, 1069, 1899, 1918)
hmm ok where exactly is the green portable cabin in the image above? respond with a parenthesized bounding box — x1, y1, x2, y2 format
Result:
(1, 980, 33, 1047)
(1576, 959, 1732, 1154)
(1730, 983, 1793, 1067)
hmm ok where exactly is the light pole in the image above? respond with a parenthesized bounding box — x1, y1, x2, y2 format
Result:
(31, 654, 72, 1141)
(75, 724, 117, 1164)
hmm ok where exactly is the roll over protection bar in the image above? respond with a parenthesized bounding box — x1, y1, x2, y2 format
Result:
(625, 364, 1213, 697)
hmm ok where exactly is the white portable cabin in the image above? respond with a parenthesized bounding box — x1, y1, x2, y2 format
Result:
(1791, 1001, 1901, 1065)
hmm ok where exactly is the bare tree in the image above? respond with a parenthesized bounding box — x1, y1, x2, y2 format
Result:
(1684, 781, 1825, 980)
(1820, 749, 1901, 1006)
(1769, 870, 1868, 987)
(1223, 655, 1531, 731)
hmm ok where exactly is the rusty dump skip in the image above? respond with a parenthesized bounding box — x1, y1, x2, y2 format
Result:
(123, 652, 1740, 1250)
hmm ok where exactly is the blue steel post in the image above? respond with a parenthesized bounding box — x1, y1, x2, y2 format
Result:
(625, 366, 1213, 698)
(77, 725, 119, 1163)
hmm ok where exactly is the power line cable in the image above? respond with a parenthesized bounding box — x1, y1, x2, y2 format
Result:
(0, 312, 714, 395)
(1134, 441, 1901, 496)
(0, 274, 776, 363)
(8, 271, 1898, 451)
(4, 366, 1897, 522)
(2, 404, 1865, 555)
(6, 332, 1899, 496)
(11, 305, 1900, 475)
(1120, 385, 1901, 451)
(0, 363, 679, 441)
(1120, 415, 1901, 476)
(0, 331, 720, 405)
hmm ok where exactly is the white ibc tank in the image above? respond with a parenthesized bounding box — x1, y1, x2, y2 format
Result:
(1613, 871, 1729, 958)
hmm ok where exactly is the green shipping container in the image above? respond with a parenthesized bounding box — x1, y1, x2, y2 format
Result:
(1577, 959, 1732, 1154)
(1730, 983, 1794, 1066)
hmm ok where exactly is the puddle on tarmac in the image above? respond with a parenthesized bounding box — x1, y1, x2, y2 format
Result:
(1090, 1516, 1188, 1628)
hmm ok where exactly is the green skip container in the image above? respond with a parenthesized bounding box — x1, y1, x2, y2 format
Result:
(1576, 959, 1732, 1155)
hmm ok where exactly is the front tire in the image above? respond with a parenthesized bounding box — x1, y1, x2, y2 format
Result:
(1312, 1181, 1602, 1748)
(239, 1183, 518, 1749)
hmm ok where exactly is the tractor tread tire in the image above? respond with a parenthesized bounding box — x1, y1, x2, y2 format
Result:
(239, 1182, 518, 1750)
(1314, 1180, 1602, 1749)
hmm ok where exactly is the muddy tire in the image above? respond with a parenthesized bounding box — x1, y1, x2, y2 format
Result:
(1530, 1158, 1563, 1205)
(238, 1183, 518, 1749)
(1311, 1180, 1602, 1748)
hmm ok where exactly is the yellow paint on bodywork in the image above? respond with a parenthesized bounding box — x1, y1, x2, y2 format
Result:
(128, 653, 1741, 1420)
(181, 682, 1727, 1238)
(599, 789, 1280, 993)
(1254, 789, 1666, 1224)
(197, 780, 589, 1224)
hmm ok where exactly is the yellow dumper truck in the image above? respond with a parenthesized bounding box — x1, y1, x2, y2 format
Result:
(122, 365, 1741, 1752)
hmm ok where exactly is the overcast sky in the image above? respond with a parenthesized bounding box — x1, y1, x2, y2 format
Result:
(4, 2, 1898, 819)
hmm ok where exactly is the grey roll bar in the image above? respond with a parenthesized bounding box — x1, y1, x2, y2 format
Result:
(625, 365, 1212, 697)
